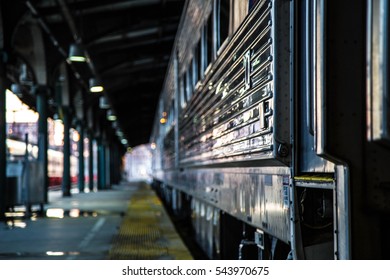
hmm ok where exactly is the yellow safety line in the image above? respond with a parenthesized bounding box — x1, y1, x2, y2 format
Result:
(294, 175, 334, 183)
(109, 183, 193, 260)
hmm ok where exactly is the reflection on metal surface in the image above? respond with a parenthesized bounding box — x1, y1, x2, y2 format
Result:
(167, 167, 291, 243)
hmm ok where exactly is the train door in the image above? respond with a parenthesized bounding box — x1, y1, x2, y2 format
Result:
(364, 0, 390, 258)
(293, 0, 350, 260)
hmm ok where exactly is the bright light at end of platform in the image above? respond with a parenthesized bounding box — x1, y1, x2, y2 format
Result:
(150, 143, 156, 150)
(160, 117, 166, 124)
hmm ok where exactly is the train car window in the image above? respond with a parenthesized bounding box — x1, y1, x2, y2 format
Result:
(206, 14, 213, 69)
(197, 38, 203, 80)
(183, 72, 187, 104)
(172, 100, 175, 124)
(191, 55, 198, 89)
(186, 66, 193, 101)
(180, 76, 187, 109)
(217, 0, 230, 50)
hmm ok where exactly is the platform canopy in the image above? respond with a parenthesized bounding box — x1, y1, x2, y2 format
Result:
(1, 0, 184, 148)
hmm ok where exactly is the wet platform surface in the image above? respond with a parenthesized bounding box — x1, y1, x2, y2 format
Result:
(0, 181, 192, 260)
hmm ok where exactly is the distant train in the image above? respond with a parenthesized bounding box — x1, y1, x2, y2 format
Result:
(7, 138, 78, 187)
(151, 0, 390, 259)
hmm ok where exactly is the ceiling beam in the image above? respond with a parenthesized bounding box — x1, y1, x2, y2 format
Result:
(93, 34, 175, 54)
(87, 22, 178, 46)
(74, 0, 160, 16)
(101, 57, 168, 77)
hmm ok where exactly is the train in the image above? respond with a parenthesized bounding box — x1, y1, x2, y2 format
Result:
(150, 0, 390, 260)
(7, 138, 78, 187)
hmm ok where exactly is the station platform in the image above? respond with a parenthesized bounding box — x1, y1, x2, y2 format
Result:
(0, 181, 193, 260)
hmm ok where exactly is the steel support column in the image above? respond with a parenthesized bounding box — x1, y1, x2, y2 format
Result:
(110, 145, 120, 185)
(0, 52, 7, 219)
(36, 86, 49, 203)
(62, 108, 71, 196)
(97, 139, 102, 190)
(115, 147, 121, 184)
(88, 132, 94, 191)
(105, 145, 110, 189)
(97, 141, 106, 190)
(78, 123, 85, 192)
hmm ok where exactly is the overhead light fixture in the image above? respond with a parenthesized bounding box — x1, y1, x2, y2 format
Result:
(68, 43, 87, 62)
(107, 110, 117, 121)
(89, 77, 104, 93)
(121, 139, 128, 145)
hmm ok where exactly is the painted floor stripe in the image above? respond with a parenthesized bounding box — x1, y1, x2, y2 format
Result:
(67, 217, 106, 260)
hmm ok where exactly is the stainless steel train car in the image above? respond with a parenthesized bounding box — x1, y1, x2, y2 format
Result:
(150, 0, 390, 259)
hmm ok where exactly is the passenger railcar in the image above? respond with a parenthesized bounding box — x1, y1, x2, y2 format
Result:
(7, 138, 78, 187)
(151, 0, 390, 259)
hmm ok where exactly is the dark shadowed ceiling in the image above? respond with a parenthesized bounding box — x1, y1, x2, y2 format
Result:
(2, 0, 184, 148)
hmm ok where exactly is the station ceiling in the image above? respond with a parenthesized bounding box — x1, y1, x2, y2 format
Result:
(2, 0, 184, 148)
